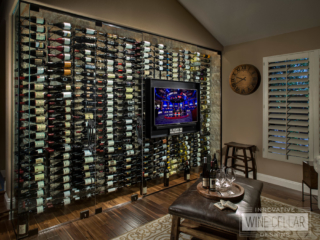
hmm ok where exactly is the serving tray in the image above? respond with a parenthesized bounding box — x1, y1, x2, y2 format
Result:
(197, 182, 245, 202)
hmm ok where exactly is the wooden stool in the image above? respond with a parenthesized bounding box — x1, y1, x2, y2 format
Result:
(302, 161, 318, 211)
(224, 142, 257, 179)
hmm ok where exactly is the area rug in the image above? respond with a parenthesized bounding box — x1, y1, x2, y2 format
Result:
(112, 196, 320, 240)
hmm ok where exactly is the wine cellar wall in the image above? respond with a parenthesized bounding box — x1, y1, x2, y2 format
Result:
(12, 1, 221, 237)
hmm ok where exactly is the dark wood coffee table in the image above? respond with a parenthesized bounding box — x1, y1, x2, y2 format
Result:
(168, 177, 263, 240)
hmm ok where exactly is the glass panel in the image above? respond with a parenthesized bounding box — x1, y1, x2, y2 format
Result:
(12, 2, 221, 235)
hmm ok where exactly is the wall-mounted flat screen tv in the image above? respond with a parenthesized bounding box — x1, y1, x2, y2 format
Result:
(154, 88, 198, 126)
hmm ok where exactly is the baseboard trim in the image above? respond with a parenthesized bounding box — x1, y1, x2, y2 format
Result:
(234, 171, 318, 196)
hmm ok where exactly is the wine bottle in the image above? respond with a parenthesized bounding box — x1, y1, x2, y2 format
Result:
(48, 30, 72, 37)
(47, 45, 71, 53)
(155, 44, 166, 49)
(164, 163, 170, 187)
(21, 33, 46, 41)
(209, 159, 217, 192)
(202, 157, 209, 189)
(140, 172, 147, 195)
(184, 161, 190, 181)
(48, 22, 72, 30)
(47, 61, 72, 68)
(74, 36, 97, 43)
(48, 53, 72, 61)
(48, 37, 71, 45)
(21, 25, 46, 33)
(21, 16, 45, 25)
(21, 41, 45, 49)
(75, 28, 96, 35)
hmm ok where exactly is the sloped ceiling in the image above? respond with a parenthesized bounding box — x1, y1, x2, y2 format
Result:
(179, 0, 320, 46)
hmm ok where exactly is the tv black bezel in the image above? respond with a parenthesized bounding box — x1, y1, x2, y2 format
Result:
(146, 79, 201, 138)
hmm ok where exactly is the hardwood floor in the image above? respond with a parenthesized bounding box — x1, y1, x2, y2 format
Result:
(0, 174, 319, 240)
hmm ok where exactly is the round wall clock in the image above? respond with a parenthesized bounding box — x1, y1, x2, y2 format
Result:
(229, 64, 260, 95)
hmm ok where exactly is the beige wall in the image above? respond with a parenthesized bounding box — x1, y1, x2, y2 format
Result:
(222, 26, 320, 183)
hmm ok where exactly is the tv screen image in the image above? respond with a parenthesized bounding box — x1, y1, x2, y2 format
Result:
(154, 87, 198, 125)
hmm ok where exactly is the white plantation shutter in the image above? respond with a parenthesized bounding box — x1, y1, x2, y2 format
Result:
(263, 51, 318, 164)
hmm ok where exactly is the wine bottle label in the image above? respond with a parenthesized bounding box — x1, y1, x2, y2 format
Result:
(85, 57, 92, 62)
(125, 44, 133, 49)
(172, 58, 178, 62)
(125, 119, 133, 124)
(144, 65, 150, 70)
(166, 173, 169, 178)
(64, 190, 71, 198)
(106, 107, 113, 113)
(125, 69, 132, 74)
(172, 74, 178, 78)
(35, 173, 44, 181)
(62, 23, 71, 30)
(125, 145, 133, 150)
(36, 67, 45, 74)
(107, 175, 114, 180)
(64, 38, 71, 45)
(35, 75, 45, 82)
(64, 138, 70, 145)
(126, 132, 132, 137)
(107, 73, 116, 79)
(107, 181, 114, 187)
(37, 189, 44, 197)
(172, 63, 178, 68)
(85, 157, 94, 163)
(35, 132, 45, 139)
(36, 25, 45, 32)
(64, 46, 71, 52)
(64, 183, 71, 190)
(61, 92, 72, 98)
(202, 178, 209, 187)
(108, 160, 117, 166)
(36, 17, 44, 24)
(63, 175, 70, 183)
(105, 120, 112, 126)
(35, 157, 44, 164)
(64, 144, 71, 151)
(125, 165, 131, 169)
(83, 165, 89, 171)
(143, 53, 149, 58)
(85, 172, 90, 177)
(109, 167, 117, 173)
(64, 114, 71, 121)
(107, 147, 115, 153)
(172, 68, 178, 73)
(37, 181, 45, 189)
(34, 92, 45, 99)
(64, 198, 71, 205)
(63, 160, 70, 167)
(158, 55, 164, 60)
(126, 150, 134, 156)
(35, 197, 44, 206)
(85, 29, 95, 34)
(106, 66, 114, 72)
(126, 94, 133, 99)
(144, 148, 149, 153)
(34, 165, 44, 173)
(106, 127, 113, 132)
(36, 33, 45, 41)
(106, 94, 114, 99)
(143, 47, 151, 52)
(144, 173, 149, 177)
(36, 206, 44, 214)
(106, 134, 113, 139)
(125, 158, 131, 163)
(85, 113, 93, 120)
(126, 76, 133, 80)
(35, 124, 46, 131)
(108, 187, 116, 193)
(35, 140, 45, 147)
(63, 168, 70, 174)
(84, 150, 92, 157)
(126, 125, 133, 130)
(145, 143, 150, 147)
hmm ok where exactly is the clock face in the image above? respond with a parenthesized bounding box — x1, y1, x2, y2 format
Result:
(229, 64, 260, 95)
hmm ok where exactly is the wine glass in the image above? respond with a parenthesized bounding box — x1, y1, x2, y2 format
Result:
(226, 168, 236, 195)
(226, 168, 236, 185)
(216, 169, 226, 192)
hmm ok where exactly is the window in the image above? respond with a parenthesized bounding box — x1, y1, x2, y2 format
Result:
(263, 50, 319, 164)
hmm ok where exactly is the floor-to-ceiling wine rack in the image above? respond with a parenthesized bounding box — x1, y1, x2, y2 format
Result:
(12, 1, 221, 238)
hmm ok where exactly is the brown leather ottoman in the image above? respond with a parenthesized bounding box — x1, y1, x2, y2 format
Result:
(168, 176, 263, 240)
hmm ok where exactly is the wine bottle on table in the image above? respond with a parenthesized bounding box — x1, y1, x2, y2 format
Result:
(202, 157, 209, 189)
(184, 161, 190, 181)
(209, 158, 217, 192)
